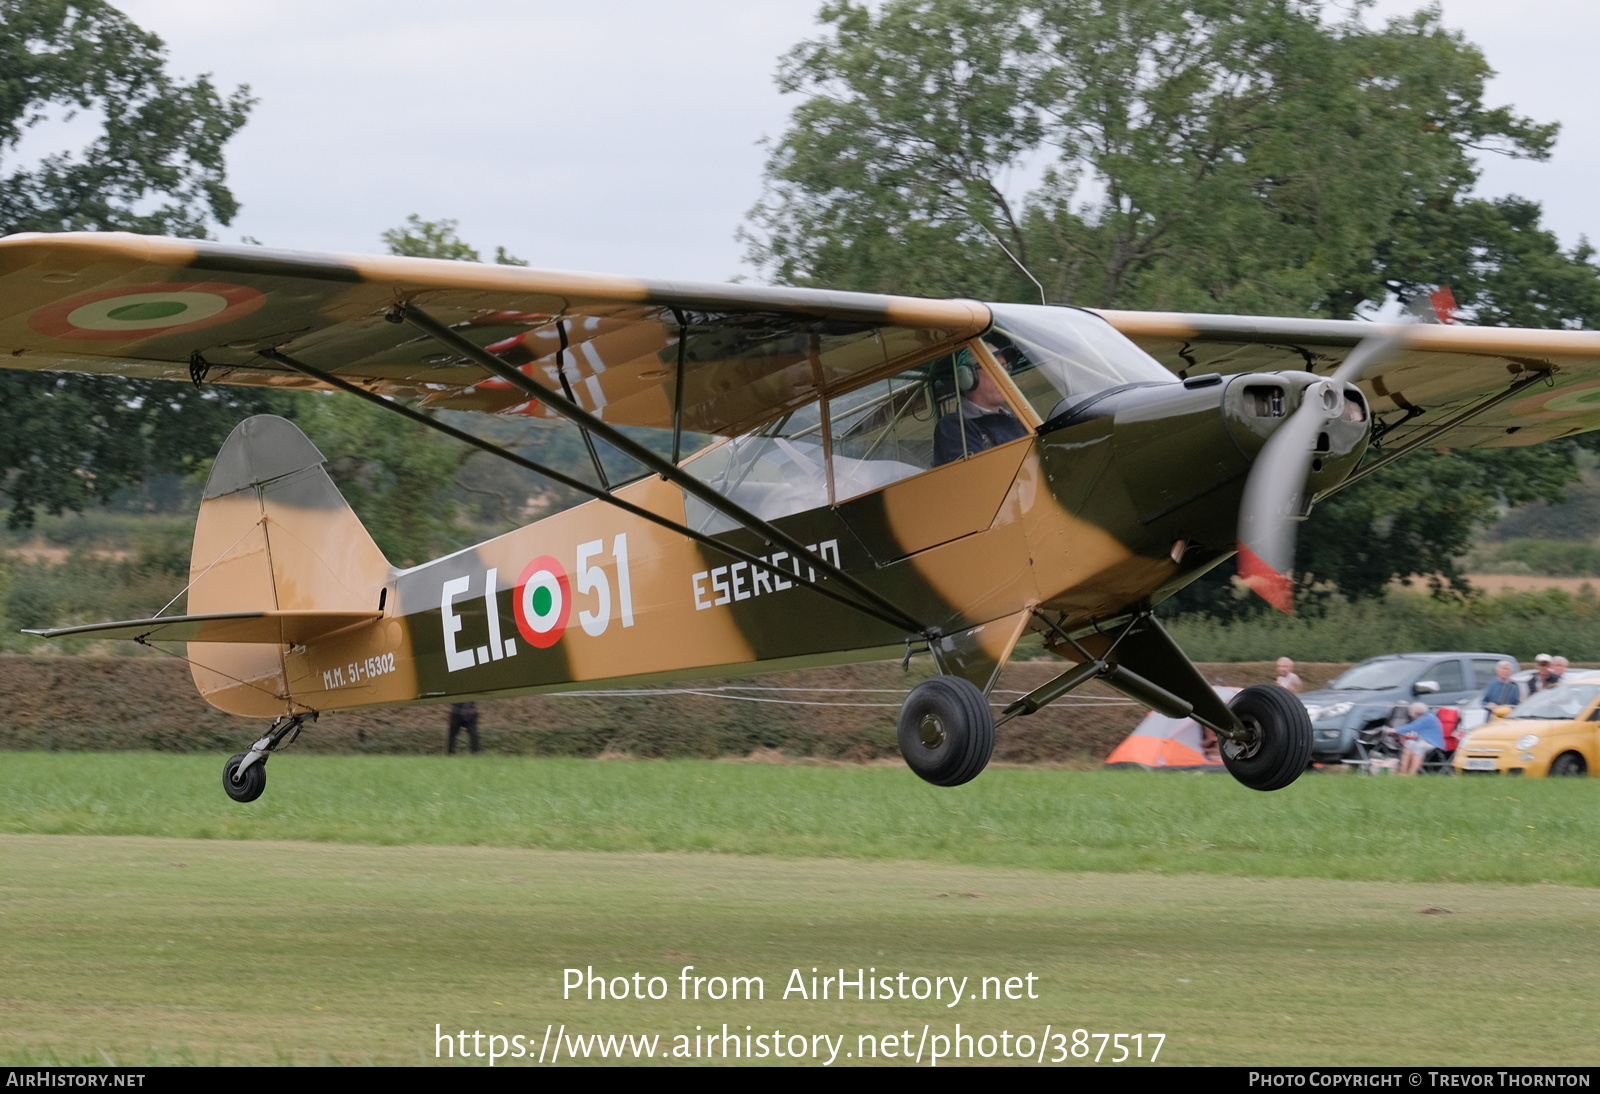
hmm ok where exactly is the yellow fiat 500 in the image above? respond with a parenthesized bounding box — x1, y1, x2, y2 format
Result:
(1454, 679, 1600, 777)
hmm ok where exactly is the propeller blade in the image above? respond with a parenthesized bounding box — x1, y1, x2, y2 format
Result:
(1235, 327, 1408, 611)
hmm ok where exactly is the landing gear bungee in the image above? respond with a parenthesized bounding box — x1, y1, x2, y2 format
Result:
(897, 675, 996, 787)
(1220, 684, 1313, 791)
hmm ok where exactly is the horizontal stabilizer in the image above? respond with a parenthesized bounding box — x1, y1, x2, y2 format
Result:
(24, 610, 382, 644)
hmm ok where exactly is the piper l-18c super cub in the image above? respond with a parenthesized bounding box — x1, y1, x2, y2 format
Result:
(5, 233, 1600, 801)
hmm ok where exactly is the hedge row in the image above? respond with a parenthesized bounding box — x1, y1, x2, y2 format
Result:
(0, 655, 1342, 763)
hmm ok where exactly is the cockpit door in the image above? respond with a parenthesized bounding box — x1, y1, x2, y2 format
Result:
(830, 348, 1032, 564)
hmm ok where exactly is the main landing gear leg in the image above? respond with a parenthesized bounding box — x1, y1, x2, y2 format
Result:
(1027, 609, 1312, 792)
(223, 712, 315, 803)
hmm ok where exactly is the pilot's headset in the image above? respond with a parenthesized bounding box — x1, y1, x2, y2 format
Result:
(952, 349, 980, 395)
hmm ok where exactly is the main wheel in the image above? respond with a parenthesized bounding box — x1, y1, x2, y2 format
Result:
(223, 752, 267, 803)
(1221, 685, 1312, 792)
(1550, 751, 1587, 777)
(897, 675, 995, 787)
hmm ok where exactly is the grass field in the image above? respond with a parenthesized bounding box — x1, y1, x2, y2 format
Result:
(2, 754, 1597, 1066)
(2, 753, 1595, 885)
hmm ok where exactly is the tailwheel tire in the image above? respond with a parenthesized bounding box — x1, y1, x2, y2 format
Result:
(223, 752, 267, 803)
(897, 675, 995, 787)
(1221, 684, 1312, 792)
(1550, 751, 1587, 777)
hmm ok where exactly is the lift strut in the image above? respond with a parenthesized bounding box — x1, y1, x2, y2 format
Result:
(258, 337, 930, 638)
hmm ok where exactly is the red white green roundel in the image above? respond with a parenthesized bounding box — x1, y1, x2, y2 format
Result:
(514, 556, 571, 649)
(29, 281, 267, 341)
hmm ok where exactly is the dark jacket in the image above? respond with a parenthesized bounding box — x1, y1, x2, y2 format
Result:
(934, 404, 1029, 465)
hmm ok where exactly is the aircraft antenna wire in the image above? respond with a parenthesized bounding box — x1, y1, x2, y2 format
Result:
(151, 517, 267, 620)
(983, 226, 1047, 307)
(133, 635, 312, 713)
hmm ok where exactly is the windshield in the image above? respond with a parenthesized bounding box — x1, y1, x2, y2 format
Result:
(1327, 660, 1420, 691)
(984, 304, 1175, 422)
(1509, 683, 1600, 720)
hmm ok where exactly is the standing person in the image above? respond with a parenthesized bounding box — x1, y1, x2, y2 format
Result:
(1274, 657, 1303, 694)
(1482, 660, 1522, 709)
(447, 702, 481, 754)
(1529, 653, 1555, 692)
(1548, 656, 1570, 688)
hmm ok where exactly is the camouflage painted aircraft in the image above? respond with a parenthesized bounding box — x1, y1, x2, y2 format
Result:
(4, 232, 1600, 802)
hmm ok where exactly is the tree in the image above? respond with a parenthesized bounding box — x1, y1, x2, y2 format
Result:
(287, 394, 464, 568)
(278, 215, 557, 563)
(381, 215, 528, 267)
(359, 216, 674, 545)
(750, 0, 1560, 315)
(748, 0, 1600, 607)
(1, 0, 254, 237)
(0, 0, 263, 527)
(0, 372, 278, 527)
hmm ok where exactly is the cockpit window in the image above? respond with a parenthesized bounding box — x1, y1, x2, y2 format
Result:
(680, 346, 1021, 529)
(681, 402, 828, 534)
(983, 304, 1175, 422)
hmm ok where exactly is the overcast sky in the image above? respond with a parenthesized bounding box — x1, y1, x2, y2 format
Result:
(96, 0, 1600, 287)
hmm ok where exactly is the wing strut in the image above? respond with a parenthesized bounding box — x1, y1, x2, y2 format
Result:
(258, 347, 931, 638)
(388, 302, 931, 636)
(669, 306, 688, 467)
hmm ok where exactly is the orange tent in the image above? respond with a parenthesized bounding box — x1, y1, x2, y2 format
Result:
(1104, 687, 1239, 770)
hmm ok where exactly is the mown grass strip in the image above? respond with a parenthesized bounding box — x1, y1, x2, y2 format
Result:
(3, 835, 1598, 1067)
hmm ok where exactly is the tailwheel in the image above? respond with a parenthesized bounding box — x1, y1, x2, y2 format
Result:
(897, 675, 995, 787)
(220, 712, 314, 804)
(1221, 684, 1312, 792)
(223, 752, 267, 803)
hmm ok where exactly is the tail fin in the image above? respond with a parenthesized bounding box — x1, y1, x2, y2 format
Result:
(188, 415, 391, 716)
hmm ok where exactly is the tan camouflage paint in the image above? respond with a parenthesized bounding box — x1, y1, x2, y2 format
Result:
(8, 233, 1600, 724)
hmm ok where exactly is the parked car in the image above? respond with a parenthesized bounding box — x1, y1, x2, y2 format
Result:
(1454, 674, 1600, 776)
(1298, 652, 1517, 763)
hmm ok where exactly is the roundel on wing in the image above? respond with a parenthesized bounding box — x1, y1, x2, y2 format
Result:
(29, 281, 267, 341)
(1514, 381, 1600, 418)
(513, 556, 571, 649)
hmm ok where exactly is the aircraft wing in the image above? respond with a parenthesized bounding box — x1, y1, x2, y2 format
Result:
(1097, 309, 1600, 452)
(0, 233, 989, 438)
(6, 232, 1599, 453)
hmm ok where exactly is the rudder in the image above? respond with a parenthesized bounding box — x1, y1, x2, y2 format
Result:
(188, 415, 392, 716)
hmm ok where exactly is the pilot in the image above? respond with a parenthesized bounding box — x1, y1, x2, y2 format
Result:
(933, 359, 1029, 465)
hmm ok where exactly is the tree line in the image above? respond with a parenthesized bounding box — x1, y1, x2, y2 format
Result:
(3, 0, 1598, 607)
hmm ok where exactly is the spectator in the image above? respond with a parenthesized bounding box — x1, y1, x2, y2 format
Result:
(1549, 655, 1570, 688)
(1529, 653, 1555, 692)
(1397, 701, 1445, 776)
(1481, 660, 1522, 709)
(447, 702, 481, 754)
(1274, 657, 1303, 694)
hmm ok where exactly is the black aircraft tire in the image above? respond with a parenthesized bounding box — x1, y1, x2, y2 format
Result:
(1222, 685, 1312, 792)
(223, 752, 267, 803)
(897, 675, 995, 787)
